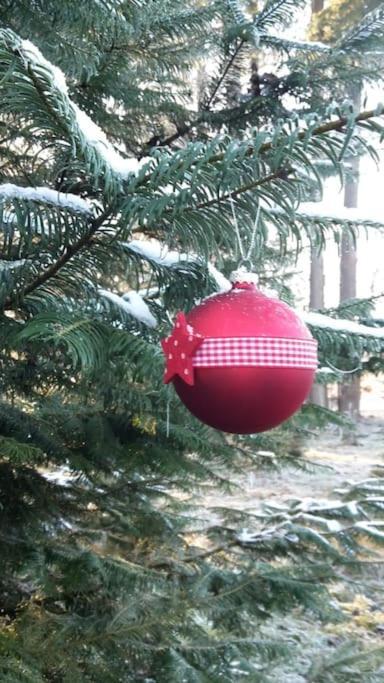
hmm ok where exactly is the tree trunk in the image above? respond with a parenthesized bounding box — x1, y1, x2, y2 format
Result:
(338, 86, 361, 419)
(310, 248, 325, 310)
(309, 247, 328, 406)
(309, 0, 327, 408)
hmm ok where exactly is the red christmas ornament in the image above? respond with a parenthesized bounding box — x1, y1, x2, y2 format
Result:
(161, 278, 317, 434)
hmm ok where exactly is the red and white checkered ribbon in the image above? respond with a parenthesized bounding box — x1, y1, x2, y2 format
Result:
(192, 337, 318, 369)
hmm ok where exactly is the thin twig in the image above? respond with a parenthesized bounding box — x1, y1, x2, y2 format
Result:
(193, 169, 291, 211)
(204, 40, 246, 111)
(144, 40, 246, 151)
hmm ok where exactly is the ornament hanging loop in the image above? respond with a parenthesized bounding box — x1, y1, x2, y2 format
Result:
(237, 257, 255, 272)
(229, 196, 260, 274)
(325, 360, 362, 375)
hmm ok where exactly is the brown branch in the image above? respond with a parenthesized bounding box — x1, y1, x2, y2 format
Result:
(208, 107, 383, 164)
(150, 124, 191, 150)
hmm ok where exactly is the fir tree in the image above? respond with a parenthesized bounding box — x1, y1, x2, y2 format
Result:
(0, 1, 384, 681)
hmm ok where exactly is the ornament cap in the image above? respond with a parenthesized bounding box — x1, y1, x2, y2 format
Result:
(230, 269, 259, 289)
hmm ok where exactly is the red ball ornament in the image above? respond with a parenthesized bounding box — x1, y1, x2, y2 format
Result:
(161, 278, 317, 434)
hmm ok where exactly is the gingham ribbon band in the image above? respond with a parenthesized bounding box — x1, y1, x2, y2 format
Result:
(192, 337, 318, 369)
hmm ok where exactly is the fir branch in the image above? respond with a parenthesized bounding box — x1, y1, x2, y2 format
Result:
(6, 110, 382, 302)
(207, 107, 384, 165)
(256, 0, 307, 30)
(3, 207, 112, 307)
(156, 109, 382, 214)
(203, 40, 246, 111)
(337, 2, 384, 52)
(192, 168, 292, 211)
(144, 40, 246, 151)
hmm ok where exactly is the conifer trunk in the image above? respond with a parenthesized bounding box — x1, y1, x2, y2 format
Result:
(309, 0, 327, 408)
(338, 85, 361, 418)
(309, 247, 328, 406)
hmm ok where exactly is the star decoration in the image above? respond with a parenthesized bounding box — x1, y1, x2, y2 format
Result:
(161, 312, 204, 386)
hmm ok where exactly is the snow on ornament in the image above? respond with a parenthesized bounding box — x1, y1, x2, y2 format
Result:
(161, 274, 318, 434)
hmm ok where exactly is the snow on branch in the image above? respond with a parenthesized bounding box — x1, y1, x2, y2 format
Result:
(21, 39, 67, 91)
(262, 34, 330, 53)
(20, 39, 152, 179)
(303, 311, 384, 340)
(207, 264, 232, 292)
(124, 239, 231, 292)
(71, 107, 152, 178)
(98, 288, 157, 328)
(270, 203, 384, 229)
(0, 183, 93, 215)
(118, 240, 384, 341)
(294, 202, 384, 228)
(354, 521, 384, 541)
(0, 259, 28, 270)
(126, 240, 188, 267)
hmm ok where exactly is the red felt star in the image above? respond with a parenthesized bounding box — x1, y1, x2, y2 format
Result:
(161, 312, 204, 386)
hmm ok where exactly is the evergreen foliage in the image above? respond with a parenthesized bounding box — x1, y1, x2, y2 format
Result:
(0, 1, 384, 680)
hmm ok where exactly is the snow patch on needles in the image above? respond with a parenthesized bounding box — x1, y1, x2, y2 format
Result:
(208, 264, 231, 292)
(316, 367, 337, 375)
(21, 39, 68, 93)
(124, 239, 384, 337)
(21, 39, 152, 179)
(127, 239, 186, 267)
(72, 106, 152, 177)
(125, 239, 232, 292)
(98, 289, 157, 328)
(296, 202, 384, 226)
(0, 183, 92, 215)
(0, 259, 28, 270)
(303, 311, 384, 339)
